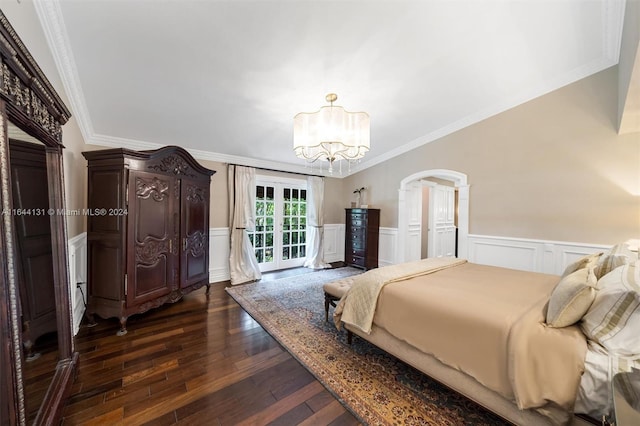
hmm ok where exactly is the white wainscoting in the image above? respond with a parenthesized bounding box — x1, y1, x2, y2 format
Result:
(209, 227, 230, 283)
(467, 235, 610, 275)
(379, 227, 398, 266)
(209, 225, 347, 283)
(68, 232, 87, 336)
(321, 225, 397, 267)
(210, 227, 609, 279)
(323, 224, 345, 263)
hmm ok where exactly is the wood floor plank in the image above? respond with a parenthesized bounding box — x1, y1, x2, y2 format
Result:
(123, 350, 292, 424)
(75, 407, 124, 426)
(122, 359, 179, 386)
(62, 274, 361, 425)
(130, 328, 186, 347)
(266, 403, 315, 426)
(235, 381, 324, 426)
(140, 411, 178, 426)
(305, 387, 340, 412)
(174, 375, 278, 425)
(123, 383, 187, 418)
(300, 400, 359, 426)
(104, 382, 150, 403)
(101, 343, 167, 368)
(233, 345, 284, 370)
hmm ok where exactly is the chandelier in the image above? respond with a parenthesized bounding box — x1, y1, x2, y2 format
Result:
(293, 93, 370, 173)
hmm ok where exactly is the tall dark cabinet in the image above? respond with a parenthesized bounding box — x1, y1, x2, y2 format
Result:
(83, 146, 215, 335)
(345, 208, 380, 270)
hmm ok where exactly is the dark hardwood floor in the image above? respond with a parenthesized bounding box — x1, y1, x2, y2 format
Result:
(62, 269, 360, 425)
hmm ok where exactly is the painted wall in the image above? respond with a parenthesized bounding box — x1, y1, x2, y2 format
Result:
(3, 2, 89, 238)
(5, 2, 638, 250)
(194, 159, 227, 228)
(205, 163, 343, 228)
(334, 66, 639, 246)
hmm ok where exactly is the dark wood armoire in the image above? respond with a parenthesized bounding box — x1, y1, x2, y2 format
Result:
(345, 208, 380, 270)
(82, 146, 215, 335)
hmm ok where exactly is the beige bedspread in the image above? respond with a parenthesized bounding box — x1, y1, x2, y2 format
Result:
(334, 257, 467, 333)
(346, 262, 588, 420)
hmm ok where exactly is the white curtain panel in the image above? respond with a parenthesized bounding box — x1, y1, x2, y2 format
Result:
(304, 175, 330, 269)
(228, 165, 262, 285)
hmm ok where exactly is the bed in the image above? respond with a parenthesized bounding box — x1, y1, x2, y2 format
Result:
(328, 244, 640, 426)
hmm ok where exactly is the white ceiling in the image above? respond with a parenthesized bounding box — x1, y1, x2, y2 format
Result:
(35, 0, 626, 176)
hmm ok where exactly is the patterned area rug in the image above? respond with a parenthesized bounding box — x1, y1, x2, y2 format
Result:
(226, 267, 510, 426)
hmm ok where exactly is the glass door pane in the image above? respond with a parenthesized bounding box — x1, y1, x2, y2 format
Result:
(281, 187, 306, 265)
(249, 184, 276, 270)
(248, 179, 307, 272)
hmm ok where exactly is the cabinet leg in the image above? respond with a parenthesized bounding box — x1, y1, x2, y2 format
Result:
(205, 284, 210, 295)
(22, 322, 41, 361)
(85, 311, 97, 328)
(116, 317, 128, 336)
(324, 295, 330, 322)
(23, 340, 40, 362)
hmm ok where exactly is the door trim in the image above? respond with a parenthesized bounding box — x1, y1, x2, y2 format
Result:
(397, 169, 469, 264)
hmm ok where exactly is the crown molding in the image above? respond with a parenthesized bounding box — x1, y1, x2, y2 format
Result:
(33, 0, 94, 143)
(604, 0, 627, 63)
(91, 133, 337, 177)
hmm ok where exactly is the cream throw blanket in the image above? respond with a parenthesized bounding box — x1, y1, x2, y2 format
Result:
(334, 257, 467, 334)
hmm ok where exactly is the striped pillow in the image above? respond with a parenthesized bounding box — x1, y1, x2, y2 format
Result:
(581, 262, 640, 355)
(595, 244, 635, 279)
(546, 266, 597, 327)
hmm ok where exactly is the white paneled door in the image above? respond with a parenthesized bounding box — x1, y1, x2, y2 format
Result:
(249, 178, 307, 272)
(427, 184, 456, 258)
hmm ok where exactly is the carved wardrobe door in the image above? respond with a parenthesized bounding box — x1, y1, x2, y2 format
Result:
(127, 170, 178, 308)
(180, 178, 210, 289)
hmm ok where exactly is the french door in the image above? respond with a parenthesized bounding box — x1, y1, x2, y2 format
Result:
(427, 184, 457, 258)
(248, 177, 307, 272)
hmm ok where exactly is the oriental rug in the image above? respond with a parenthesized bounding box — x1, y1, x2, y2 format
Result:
(226, 267, 510, 426)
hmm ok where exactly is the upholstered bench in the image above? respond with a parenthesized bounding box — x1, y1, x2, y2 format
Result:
(322, 277, 356, 322)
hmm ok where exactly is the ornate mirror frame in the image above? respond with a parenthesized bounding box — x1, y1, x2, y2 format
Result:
(0, 10, 77, 426)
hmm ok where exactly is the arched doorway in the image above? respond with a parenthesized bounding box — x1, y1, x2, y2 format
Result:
(397, 169, 469, 263)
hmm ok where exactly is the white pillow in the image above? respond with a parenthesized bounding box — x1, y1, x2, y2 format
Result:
(581, 262, 640, 355)
(546, 266, 597, 328)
